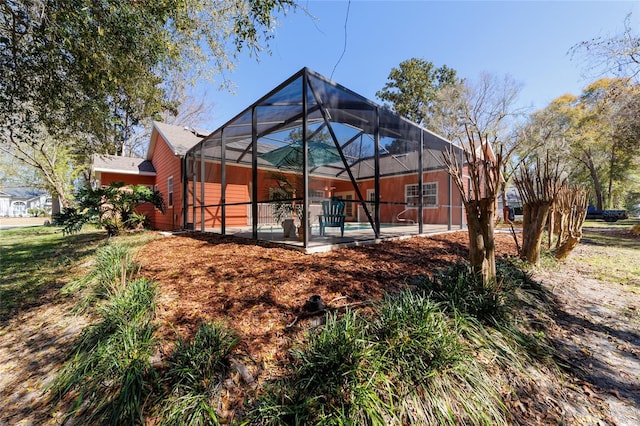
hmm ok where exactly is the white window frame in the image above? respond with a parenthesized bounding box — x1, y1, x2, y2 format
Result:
(405, 182, 437, 208)
(366, 189, 376, 210)
(167, 176, 174, 207)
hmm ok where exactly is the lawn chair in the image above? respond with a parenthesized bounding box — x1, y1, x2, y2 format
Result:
(318, 198, 346, 237)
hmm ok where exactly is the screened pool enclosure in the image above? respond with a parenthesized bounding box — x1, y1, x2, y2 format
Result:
(184, 68, 465, 251)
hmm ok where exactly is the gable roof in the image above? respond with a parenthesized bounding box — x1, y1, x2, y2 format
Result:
(147, 121, 208, 160)
(93, 154, 156, 176)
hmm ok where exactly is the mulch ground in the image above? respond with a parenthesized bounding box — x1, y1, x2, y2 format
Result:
(138, 231, 518, 359)
(136, 231, 520, 418)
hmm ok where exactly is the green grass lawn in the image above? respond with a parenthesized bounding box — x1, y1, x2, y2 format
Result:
(0, 225, 160, 322)
(579, 218, 640, 290)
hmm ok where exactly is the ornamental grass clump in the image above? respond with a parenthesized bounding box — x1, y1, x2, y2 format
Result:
(250, 310, 379, 425)
(415, 260, 519, 325)
(250, 296, 508, 425)
(157, 322, 239, 425)
(372, 292, 506, 425)
(60, 242, 139, 303)
(52, 277, 158, 425)
(372, 291, 463, 383)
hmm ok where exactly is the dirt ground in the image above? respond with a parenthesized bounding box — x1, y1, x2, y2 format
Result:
(1, 228, 639, 425)
(533, 242, 640, 425)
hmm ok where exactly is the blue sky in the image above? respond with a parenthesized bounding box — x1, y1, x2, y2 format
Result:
(198, 1, 640, 130)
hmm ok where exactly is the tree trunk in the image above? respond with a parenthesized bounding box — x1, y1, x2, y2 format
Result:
(607, 146, 616, 209)
(465, 199, 496, 284)
(585, 156, 603, 211)
(520, 201, 552, 265)
(554, 185, 588, 260)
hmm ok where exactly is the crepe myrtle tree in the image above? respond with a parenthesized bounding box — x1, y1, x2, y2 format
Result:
(513, 155, 564, 265)
(54, 182, 165, 236)
(443, 135, 502, 286)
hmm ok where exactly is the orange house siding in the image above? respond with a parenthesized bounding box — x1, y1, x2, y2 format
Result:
(150, 132, 184, 231)
(352, 170, 464, 225)
(99, 172, 155, 187)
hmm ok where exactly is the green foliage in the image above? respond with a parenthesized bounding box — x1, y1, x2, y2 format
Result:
(90, 243, 139, 298)
(372, 292, 464, 382)
(251, 310, 370, 425)
(376, 57, 458, 125)
(250, 299, 507, 425)
(26, 207, 47, 217)
(53, 277, 158, 425)
(415, 261, 517, 324)
(157, 322, 239, 425)
(1, 0, 294, 204)
(54, 182, 165, 236)
(520, 78, 640, 211)
(0, 226, 106, 320)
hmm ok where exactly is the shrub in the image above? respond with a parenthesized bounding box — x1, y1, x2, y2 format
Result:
(60, 243, 140, 304)
(54, 182, 165, 236)
(157, 322, 239, 425)
(93, 243, 139, 297)
(250, 310, 372, 425)
(250, 298, 507, 425)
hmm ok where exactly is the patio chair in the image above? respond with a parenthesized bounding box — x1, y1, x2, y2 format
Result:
(318, 198, 346, 237)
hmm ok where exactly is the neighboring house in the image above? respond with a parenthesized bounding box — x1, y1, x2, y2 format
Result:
(93, 122, 206, 231)
(0, 188, 52, 217)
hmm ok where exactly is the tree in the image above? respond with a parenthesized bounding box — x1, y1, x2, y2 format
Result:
(431, 73, 524, 220)
(514, 155, 564, 265)
(570, 14, 640, 81)
(438, 73, 521, 284)
(0, 129, 78, 207)
(432, 73, 523, 284)
(443, 137, 502, 285)
(376, 58, 458, 125)
(537, 79, 640, 210)
(553, 184, 589, 260)
(1, 0, 293, 204)
(125, 76, 215, 158)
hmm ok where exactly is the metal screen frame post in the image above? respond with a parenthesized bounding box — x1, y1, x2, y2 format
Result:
(373, 108, 380, 236)
(251, 106, 258, 239)
(182, 155, 188, 229)
(418, 131, 424, 234)
(302, 71, 310, 247)
(192, 151, 197, 230)
(200, 141, 205, 231)
(448, 172, 452, 231)
(221, 129, 227, 235)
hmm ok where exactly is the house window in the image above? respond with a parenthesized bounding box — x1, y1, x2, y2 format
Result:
(309, 190, 324, 202)
(366, 189, 375, 210)
(405, 183, 437, 207)
(167, 176, 174, 207)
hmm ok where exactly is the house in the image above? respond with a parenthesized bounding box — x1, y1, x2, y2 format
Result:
(93, 122, 206, 231)
(0, 188, 52, 217)
(94, 68, 470, 250)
